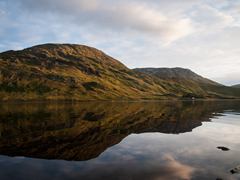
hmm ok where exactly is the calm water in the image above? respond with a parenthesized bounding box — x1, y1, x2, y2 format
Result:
(0, 101, 240, 180)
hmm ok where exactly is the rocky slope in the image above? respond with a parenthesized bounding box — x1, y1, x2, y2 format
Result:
(0, 43, 239, 100)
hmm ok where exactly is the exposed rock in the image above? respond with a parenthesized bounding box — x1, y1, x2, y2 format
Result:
(230, 165, 240, 174)
(217, 146, 230, 151)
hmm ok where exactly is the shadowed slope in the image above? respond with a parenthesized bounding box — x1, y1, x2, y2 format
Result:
(232, 84, 240, 88)
(134, 67, 240, 98)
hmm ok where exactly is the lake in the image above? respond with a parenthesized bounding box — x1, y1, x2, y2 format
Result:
(0, 100, 240, 180)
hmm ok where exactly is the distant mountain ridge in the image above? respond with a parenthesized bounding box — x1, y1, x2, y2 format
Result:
(232, 84, 240, 88)
(134, 67, 219, 85)
(0, 43, 239, 100)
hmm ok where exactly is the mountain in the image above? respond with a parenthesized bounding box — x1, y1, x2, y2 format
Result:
(133, 67, 218, 85)
(232, 84, 240, 88)
(0, 43, 239, 100)
(0, 44, 166, 100)
(134, 67, 240, 98)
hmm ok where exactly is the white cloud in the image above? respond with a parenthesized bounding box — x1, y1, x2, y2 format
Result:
(13, 0, 194, 44)
(189, 4, 234, 33)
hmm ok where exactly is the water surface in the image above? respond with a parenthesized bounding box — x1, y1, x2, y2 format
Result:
(0, 101, 240, 180)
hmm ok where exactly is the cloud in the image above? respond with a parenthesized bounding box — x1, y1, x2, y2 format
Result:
(189, 4, 234, 33)
(12, 0, 194, 44)
(213, 72, 240, 85)
(163, 154, 195, 180)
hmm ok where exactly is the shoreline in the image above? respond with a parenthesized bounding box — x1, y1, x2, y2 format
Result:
(1, 98, 240, 104)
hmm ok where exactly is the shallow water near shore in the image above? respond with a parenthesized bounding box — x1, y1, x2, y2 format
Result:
(0, 100, 240, 180)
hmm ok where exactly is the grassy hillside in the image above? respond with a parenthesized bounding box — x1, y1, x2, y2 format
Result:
(0, 43, 239, 100)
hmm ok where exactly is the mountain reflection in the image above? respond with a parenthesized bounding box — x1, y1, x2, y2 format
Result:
(0, 100, 239, 161)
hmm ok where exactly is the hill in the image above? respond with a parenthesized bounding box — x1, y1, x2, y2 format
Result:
(232, 84, 240, 88)
(134, 67, 240, 98)
(133, 67, 218, 85)
(0, 44, 167, 100)
(0, 43, 239, 100)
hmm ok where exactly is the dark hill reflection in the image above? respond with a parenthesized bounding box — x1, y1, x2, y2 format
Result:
(0, 100, 239, 161)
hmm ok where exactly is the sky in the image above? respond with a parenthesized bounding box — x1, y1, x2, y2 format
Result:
(0, 0, 239, 85)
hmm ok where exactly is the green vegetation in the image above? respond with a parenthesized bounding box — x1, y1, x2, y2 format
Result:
(0, 43, 239, 101)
